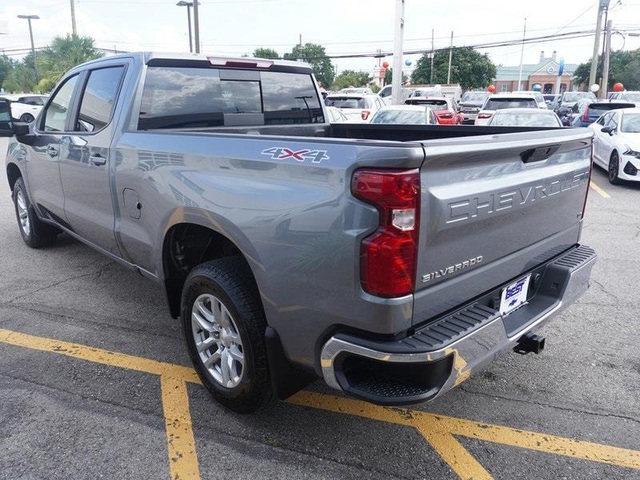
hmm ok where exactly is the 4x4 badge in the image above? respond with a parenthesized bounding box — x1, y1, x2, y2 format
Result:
(261, 147, 329, 164)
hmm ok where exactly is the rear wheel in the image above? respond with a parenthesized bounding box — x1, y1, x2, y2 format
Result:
(608, 152, 622, 185)
(181, 257, 272, 413)
(12, 177, 59, 248)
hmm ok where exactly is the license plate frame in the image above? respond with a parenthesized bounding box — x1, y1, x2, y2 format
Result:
(499, 275, 531, 316)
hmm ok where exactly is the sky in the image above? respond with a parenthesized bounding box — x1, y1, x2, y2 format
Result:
(2, 0, 640, 79)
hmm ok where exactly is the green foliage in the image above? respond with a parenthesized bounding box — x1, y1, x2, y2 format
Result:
(2, 61, 37, 93)
(333, 70, 373, 90)
(283, 43, 335, 88)
(573, 49, 640, 90)
(37, 35, 103, 90)
(411, 47, 496, 90)
(384, 68, 408, 86)
(253, 48, 280, 59)
(0, 56, 14, 89)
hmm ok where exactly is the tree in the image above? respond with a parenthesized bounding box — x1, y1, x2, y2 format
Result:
(411, 47, 496, 90)
(384, 67, 408, 86)
(2, 56, 37, 93)
(0, 56, 13, 89)
(283, 43, 334, 88)
(333, 70, 373, 90)
(572, 49, 640, 91)
(253, 48, 280, 59)
(36, 34, 103, 92)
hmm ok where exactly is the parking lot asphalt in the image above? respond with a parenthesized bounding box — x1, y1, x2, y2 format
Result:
(1, 137, 639, 480)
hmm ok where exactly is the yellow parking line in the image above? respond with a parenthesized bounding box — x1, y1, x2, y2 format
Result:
(3, 329, 640, 480)
(287, 391, 640, 477)
(161, 376, 200, 480)
(590, 181, 611, 198)
(0, 328, 201, 383)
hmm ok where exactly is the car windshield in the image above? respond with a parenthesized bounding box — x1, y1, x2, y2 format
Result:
(621, 113, 640, 133)
(490, 112, 560, 127)
(371, 110, 429, 124)
(620, 92, 640, 102)
(563, 92, 596, 103)
(484, 98, 537, 110)
(461, 92, 487, 103)
(325, 97, 368, 109)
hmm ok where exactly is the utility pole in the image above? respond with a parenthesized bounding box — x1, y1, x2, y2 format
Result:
(589, 0, 610, 90)
(517, 18, 527, 91)
(70, 0, 77, 35)
(192, 0, 200, 53)
(447, 31, 454, 84)
(391, 0, 405, 105)
(430, 28, 434, 84)
(601, 19, 613, 99)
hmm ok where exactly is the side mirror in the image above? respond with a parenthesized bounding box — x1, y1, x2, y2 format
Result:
(601, 126, 615, 135)
(0, 99, 15, 137)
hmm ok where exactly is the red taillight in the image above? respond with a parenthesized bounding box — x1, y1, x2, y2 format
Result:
(361, 110, 371, 121)
(352, 168, 420, 297)
(582, 110, 589, 122)
(477, 112, 493, 119)
(438, 112, 453, 118)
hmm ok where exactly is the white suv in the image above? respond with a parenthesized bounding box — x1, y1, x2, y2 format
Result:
(475, 92, 546, 125)
(0, 94, 48, 123)
(324, 93, 385, 122)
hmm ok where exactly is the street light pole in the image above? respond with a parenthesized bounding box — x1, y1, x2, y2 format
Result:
(17, 14, 40, 83)
(589, 0, 610, 90)
(176, 1, 194, 53)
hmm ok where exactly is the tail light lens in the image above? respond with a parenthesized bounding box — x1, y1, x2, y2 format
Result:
(477, 112, 493, 119)
(352, 168, 420, 297)
(361, 110, 371, 121)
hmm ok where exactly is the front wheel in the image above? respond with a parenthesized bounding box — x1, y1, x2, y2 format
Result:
(12, 177, 59, 248)
(181, 257, 272, 413)
(608, 152, 622, 185)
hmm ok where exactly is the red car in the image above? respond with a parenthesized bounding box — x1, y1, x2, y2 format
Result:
(404, 96, 463, 125)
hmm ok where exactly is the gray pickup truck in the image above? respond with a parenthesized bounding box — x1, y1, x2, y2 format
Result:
(2, 53, 596, 413)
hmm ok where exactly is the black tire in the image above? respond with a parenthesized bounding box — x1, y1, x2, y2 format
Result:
(12, 177, 59, 248)
(19, 113, 35, 123)
(181, 256, 272, 413)
(608, 152, 622, 185)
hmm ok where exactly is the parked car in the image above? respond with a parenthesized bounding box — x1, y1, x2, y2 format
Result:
(458, 91, 490, 124)
(556, 91, 596, 111)
(404, 96, 462, 125)
(338, 87, 374, 95)
(570, 99, 636, 127)
(325, 106, 350, 123)
(589, 107, 640, 184)
(324, 93, 385, 122)
(475, 93, 544, 125)
(378, 85, 412, 105)
(369, 105, 438, 125)
(608, 90, 640, 106)
(0, 93, 48, 123)
(486, 108, 563, 127)
(543, 94, 560, 109)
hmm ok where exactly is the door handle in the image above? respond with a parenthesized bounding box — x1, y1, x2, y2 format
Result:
(90, 155, 106, 166)
(46, 145, 59, 158)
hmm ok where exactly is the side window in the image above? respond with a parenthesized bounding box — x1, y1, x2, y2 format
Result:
(597, 113, 609, 126)
(43, 75, 79, 132)
(75, 66, 125, 132)
(608, 113, 619, 130)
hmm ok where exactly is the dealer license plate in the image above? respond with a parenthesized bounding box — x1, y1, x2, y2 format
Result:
(499, 275, 531, 316)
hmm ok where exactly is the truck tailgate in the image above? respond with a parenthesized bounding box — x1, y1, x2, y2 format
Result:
(413, 128, 593, 325)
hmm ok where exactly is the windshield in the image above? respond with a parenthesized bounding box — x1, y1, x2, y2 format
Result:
(461, 92, 487, 103)
(371, 109, 429, 124)
(325, 97, 368, 109)
(621, 113, 640, 133)
(490, 112, 560, 127)
(483, 98, 537, 110)
(620, 92, 640, 102)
